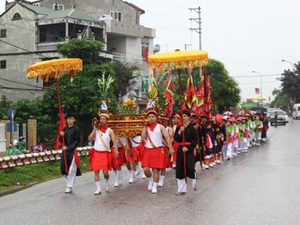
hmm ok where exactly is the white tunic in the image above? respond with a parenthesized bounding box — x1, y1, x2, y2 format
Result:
(117, 136, 127, 148)
(131, 136, 141, 148)
(94, 128, 111, 152)
(145, 124, 164, 148)
(173, 125, 177, 132)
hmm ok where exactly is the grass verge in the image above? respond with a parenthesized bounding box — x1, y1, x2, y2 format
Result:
(0, 155, 90, 197)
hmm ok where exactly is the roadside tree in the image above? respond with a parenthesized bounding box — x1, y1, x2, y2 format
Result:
(280, 62, 300, 103)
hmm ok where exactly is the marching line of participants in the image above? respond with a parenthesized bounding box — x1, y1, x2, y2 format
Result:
(61, 111, 268, 196)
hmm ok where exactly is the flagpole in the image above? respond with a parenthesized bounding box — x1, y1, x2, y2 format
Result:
(178, 71, 187, 184)
(56, 78, 68, 174)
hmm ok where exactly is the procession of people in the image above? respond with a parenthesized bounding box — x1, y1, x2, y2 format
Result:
(60, 107, 269, 196)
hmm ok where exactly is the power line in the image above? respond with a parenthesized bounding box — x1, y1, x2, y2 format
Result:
(0, 77, 43, 89)
(0, 39, 50, 58)
(142, 23, 187, 30)
(0, 85, 47, 92)
(231, 73, 281, 78)
(144, 10, 188, 20)
(238, 80, 281, 85)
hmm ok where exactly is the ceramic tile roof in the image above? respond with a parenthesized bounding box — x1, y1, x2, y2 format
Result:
(20, 3, 99, 23)
(42, 8, 99, 22)
(20, 3, 54, 15)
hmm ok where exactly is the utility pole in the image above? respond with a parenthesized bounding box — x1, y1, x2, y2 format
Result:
(189, 6, 202, 50)
(184, 44, 191, 50)
(189, 6, 202, 77)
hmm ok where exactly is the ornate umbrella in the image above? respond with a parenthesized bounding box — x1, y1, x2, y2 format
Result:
(26, 58, 82, 111)
(26, 58, 83, 171)
(148, 50, 208, 182)
(26, 58, 83, 81)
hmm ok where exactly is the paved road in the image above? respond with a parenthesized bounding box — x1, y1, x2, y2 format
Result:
(1, 118, 300, 225)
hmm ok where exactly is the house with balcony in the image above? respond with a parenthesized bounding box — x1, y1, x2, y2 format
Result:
(0, 0, 155, 103)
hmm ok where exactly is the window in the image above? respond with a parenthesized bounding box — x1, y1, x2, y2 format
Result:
(12, 13, 22, 21)
(0, 60, 6, 69)
(141, 76, 149, 93)
(0, 29, 6, 38)
(39, 28, 47, 42)
(110, 11, 122, 21)
(53, 4, 64, 10)
(33, 3, 40, 7)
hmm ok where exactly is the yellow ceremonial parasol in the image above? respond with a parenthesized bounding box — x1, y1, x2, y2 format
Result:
(26, 58, 82, 81)
(249, 97, 266, 101)
(148, 50, 208, 71)
(148, 49, 208, 112)
(26, 58, 83, 112)
(148, 49, 209, 182)
(148, 50, 208, 113)
(26, 58, 83, 155)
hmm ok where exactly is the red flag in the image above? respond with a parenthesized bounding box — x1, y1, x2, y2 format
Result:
(164, 70, 175, 117)
(203, 72, 214, 117)
(54, 110, 66, 150)
(143, 46, 149, 64)
(196, 70, 214, 118)
(183, 74, 197, 111)
(196, 75, 205, 114)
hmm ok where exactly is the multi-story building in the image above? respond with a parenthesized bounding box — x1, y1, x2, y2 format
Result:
(0, 0, 155, 102)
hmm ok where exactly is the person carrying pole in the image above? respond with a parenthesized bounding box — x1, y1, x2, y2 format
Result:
(174, 110, 198, 195)
(60, 113, 81, 194)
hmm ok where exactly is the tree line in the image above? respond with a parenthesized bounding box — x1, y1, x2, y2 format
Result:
(1, 39, 242, 146)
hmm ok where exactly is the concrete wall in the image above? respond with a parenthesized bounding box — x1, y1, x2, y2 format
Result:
(104, 19, 144, 37)
(0, 4, 41, 102)
(0, 4, 37, 53)
(0, 123, 6, 154)
(0, 54, 43, 102)
(125, 36, 142, 64)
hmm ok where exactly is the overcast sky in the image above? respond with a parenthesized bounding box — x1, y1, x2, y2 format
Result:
(1, 0, 299, 102)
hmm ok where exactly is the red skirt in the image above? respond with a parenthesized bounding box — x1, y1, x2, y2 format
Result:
(126, 147, 139, 162)
(142, 147, 165, 169)
(164, 146, 172, 168)
(89, 149, 115, 171)
(117, 147, 126, 165)
(172, 141, 179, 163)
(137, 143, 145, 161)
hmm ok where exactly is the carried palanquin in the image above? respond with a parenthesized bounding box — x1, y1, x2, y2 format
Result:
(100, 111, 147, 137)
(97, 98, 147, 138)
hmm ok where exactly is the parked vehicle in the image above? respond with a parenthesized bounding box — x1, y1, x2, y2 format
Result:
(267, 108, 281, 119)
(292, 103, 300, 119)
(249, 106, 267, 115)
(270, 110, 288, 126)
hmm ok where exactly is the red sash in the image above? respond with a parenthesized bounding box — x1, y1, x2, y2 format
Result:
(74, 148, 80, 167)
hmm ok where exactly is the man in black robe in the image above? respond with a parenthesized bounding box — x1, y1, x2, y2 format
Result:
(60, 113, 81, 193)
(174, 110, 198, 195)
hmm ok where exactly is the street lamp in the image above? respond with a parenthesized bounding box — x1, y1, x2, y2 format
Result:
(281, 59, 294, 67)
(252, 71, 262, 98)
